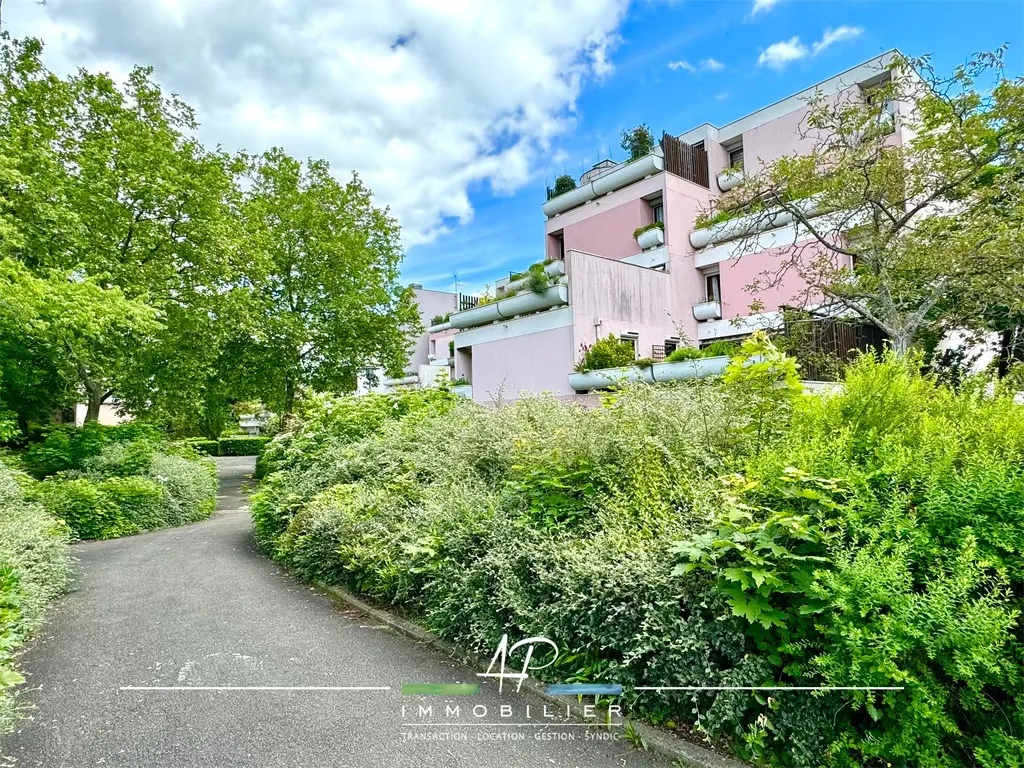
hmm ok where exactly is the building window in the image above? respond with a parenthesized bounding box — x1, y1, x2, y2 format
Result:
(705, 273, 721, 303)
(651, 202, 664, 223)
(663, 338, 679, 356)
(728, 144, 744, 170)
(620, 335, 638, 355)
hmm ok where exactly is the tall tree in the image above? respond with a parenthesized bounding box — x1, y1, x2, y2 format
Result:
(0, 35, 244, 419)
(714, 49, 1024, 354)
(238, 149, 419, 414)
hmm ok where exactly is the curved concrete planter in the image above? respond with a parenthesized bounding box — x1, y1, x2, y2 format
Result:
(692, 300, 723, 321)
(568, 354, 752, 392)
(543, 153, 665, 217)
(450, 285, 569, 330)
(427, 321, 452, 333)
(501, 260, 565, 295)
(716, 168, 743, 192)
(451, 384, 472, 398)
(383, 374, 418, 387)
(689, 195, 823, 250)
(635, 227, 665, 250)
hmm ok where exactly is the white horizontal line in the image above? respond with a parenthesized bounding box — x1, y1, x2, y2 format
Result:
(403, 723, 605, 727)
(120, 686, 391, 692)
(634, 686, 904, 692)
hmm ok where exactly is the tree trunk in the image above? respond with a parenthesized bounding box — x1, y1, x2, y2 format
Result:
(284, 377, 296, 417)
(83, 380, 105, 423)
(889, 331, 913, 356)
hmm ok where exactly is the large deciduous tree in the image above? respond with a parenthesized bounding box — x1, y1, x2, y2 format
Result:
(714, 49, 1024, 354)
(237, 149, 419, 415)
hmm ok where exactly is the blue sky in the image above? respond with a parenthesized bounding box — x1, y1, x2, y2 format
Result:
(403, 0, 1024, 295)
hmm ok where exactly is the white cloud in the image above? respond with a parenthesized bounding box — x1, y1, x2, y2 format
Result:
(668, 59, 697, 73)
(667, 57, 724, 74)
(5, 0, 630, 247)
(758, 26, 863, 69)
(715, 92, 729, 101)
(812, 26, 864, 55)
(757, 37, 808, 69)
(751, 0, 781, 16)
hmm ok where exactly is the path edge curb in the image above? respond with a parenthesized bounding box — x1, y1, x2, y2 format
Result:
(313, 580, 748, 768)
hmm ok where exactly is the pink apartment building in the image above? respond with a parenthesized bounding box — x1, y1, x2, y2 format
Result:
(408, 51, 908, 403)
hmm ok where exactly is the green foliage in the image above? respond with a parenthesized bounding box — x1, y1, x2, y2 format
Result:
(23, 422, 163, 479)
(0, 464, 71, 731)
(216, 436, 270, 456)
(551, 174, 577, 197)
(574, 335, 637, 372)
(702, 340, 740, 358)
(181, 438, 219, 456)
(665, 347, 702, 362)
(722, 332, 803, 445)
(36, 477, 138, 540)
(631, 221, 664, 240)
(620, 124, 655, 161)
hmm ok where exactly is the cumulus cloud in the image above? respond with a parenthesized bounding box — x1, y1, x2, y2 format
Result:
(812, 26, 864, 55)
(751, 0, 781, 16)
(758, 37, 808, 69)
(758, 26, 864, 69)
(667, 57, 724, 74)
(5, 0, 629, 247)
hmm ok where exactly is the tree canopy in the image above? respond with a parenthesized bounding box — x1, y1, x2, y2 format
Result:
(715, 49, 1024, 354)
(0, 34, 418, 433)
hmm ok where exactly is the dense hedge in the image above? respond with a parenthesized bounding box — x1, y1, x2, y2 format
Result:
(181, 436, 270, 457)
(25, 424, 218, 540)
(0, 464, 71, 729)
(216, 437, 270, 456)
(252, 340, 1024, 768)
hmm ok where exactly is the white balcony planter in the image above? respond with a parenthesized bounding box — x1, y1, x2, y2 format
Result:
(427, 321, 452, 333)
(450, 285, 569, 330)
(622, 245, 668, 269)
(716, 168, 743, 192)
(568, 354, 758, 392)
(501, 260, 565, 295)
(635, 227, 664, 250)
(542, 152, 665, 217)
(689, 195, 823, 250)
(383, 374, 418, 387)
(427, 356, 453, 367)
(451, 384, 472, 398)
(692, 300, 723, 321)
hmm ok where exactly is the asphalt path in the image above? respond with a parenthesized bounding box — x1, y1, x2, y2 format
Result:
(2, 456, 668, 768)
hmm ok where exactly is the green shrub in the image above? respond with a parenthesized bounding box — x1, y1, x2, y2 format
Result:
(23, 422, 163, 479)
(665, 346, 702, 362)
(551, 174, 576, 197)
(180, 438, 219, 456)
(0, 464, 71, 731)
(81, 440, 155, 478)
(574, 335, 637, 372)
(36, 477, 137, 540)
(217, 436, 271, 457)
(701, 339, 740, 357)
(148, 453, 218, 527)
(95, 476, 167, 532)
(251, 350, 1024, 767)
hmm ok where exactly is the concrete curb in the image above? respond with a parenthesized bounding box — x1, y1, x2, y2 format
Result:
(314, 580, 748, 768)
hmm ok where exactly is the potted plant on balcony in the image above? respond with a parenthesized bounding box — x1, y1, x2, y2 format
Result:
(633, 221, 664, 250)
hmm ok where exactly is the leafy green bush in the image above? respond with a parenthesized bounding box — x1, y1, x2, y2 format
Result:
(23, 422, 163, 478)
(574, 335, 637, 372)
(148, 453, 218, 526)
(551, 174, 576, 197)
(35, 477, 137, 540)
(0, 464, 71, 730)
(94, 476, 167, 532)
(701, 339, 740, 357)
(665, 346, 702, 362)
(217, 436, 270, 456)
(180, 438, 218, 456)
(251, 350, 1024, 767)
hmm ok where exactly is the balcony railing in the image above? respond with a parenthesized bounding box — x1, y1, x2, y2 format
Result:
(661, 133, 709, 189)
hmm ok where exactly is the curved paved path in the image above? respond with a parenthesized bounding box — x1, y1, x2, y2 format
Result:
(2, 457, 667, 768)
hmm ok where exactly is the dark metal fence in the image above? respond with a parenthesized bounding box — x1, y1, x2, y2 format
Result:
(776, 317, 888, 380)
(661, 132, 709, 189)
(651, 344, 667, 362)
(459, 293, 479, 312)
